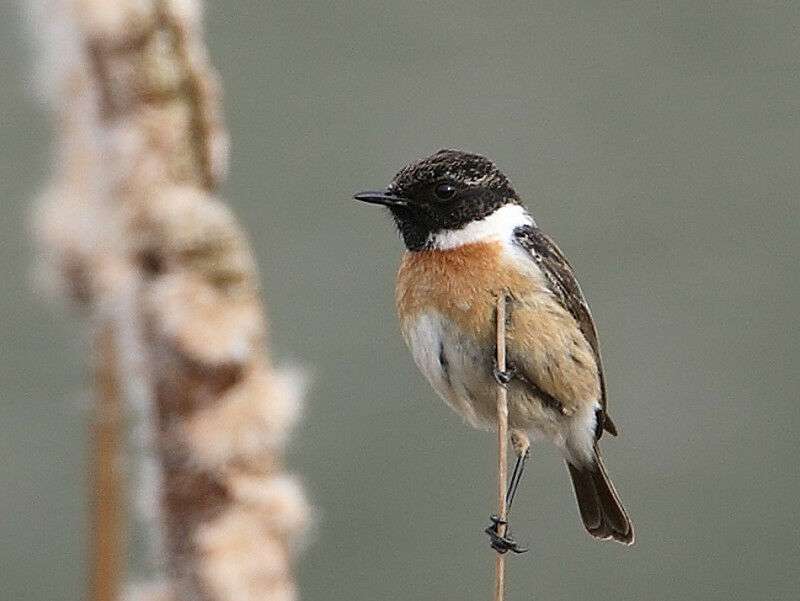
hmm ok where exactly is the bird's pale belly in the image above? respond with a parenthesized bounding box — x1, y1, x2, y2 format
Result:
(395, 241, 601, 462)
(403, 310, 571, 445)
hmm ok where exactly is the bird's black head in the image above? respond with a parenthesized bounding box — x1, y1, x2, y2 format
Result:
(355, 149, 521, 251)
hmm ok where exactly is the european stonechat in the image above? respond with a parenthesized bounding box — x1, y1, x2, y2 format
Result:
(355, 149, 633, 548)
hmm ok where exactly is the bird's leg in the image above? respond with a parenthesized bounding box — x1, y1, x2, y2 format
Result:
(486, 431, 530, 554)
(506, 431, 531, 512)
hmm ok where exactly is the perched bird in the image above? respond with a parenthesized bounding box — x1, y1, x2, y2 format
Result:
(355, 149, 633, 548)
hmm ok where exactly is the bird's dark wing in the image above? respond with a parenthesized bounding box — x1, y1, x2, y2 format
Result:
(512, 224, 617, 439)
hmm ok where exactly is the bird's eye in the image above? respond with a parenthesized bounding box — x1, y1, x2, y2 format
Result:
(433, 182, 457, 201)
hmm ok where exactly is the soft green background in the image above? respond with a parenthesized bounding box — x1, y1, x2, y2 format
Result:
(2, 2, 798, 600)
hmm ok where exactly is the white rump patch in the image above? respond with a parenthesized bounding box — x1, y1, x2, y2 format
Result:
(562, 399, 601, 466)
(429, 203, 533, 250)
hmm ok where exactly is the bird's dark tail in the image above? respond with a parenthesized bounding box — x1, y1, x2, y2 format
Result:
(566, 451, 633, 545)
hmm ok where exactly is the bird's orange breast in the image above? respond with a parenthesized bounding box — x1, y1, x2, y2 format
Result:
(396, 241, 542, 344)
(396, 240, 600, 413)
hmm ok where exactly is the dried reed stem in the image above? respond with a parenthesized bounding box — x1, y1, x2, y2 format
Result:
(494, 295, 509, 601)
(90, 322, 124, 601)
(30, 1, 310, 599)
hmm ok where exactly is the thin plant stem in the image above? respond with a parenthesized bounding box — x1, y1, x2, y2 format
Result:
(90, 322, 123, 601)
(494, 295, 509, 601)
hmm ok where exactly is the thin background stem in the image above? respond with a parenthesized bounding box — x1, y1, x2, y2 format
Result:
(90, 322, 123, 601)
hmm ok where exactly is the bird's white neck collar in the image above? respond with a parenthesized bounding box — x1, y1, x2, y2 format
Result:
(428, 203, 533, 250)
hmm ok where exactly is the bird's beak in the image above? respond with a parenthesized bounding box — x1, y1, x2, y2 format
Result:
(353, 189, 409, 208)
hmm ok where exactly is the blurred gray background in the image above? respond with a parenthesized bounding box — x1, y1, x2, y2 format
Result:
(2, 2, 798, 600)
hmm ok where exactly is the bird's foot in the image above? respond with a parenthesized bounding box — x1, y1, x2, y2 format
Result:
(492, 359, 517, 386)
(485, 515, 528, 554)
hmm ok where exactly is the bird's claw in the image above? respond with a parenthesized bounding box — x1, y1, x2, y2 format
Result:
(492, 359, 516, 386)
(485, 515, 529, 554)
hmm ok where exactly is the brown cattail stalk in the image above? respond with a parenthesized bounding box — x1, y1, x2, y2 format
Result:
(494, 295, 509, 601)
(30, 1, 310, 600)
(90, 322, 124, 601)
